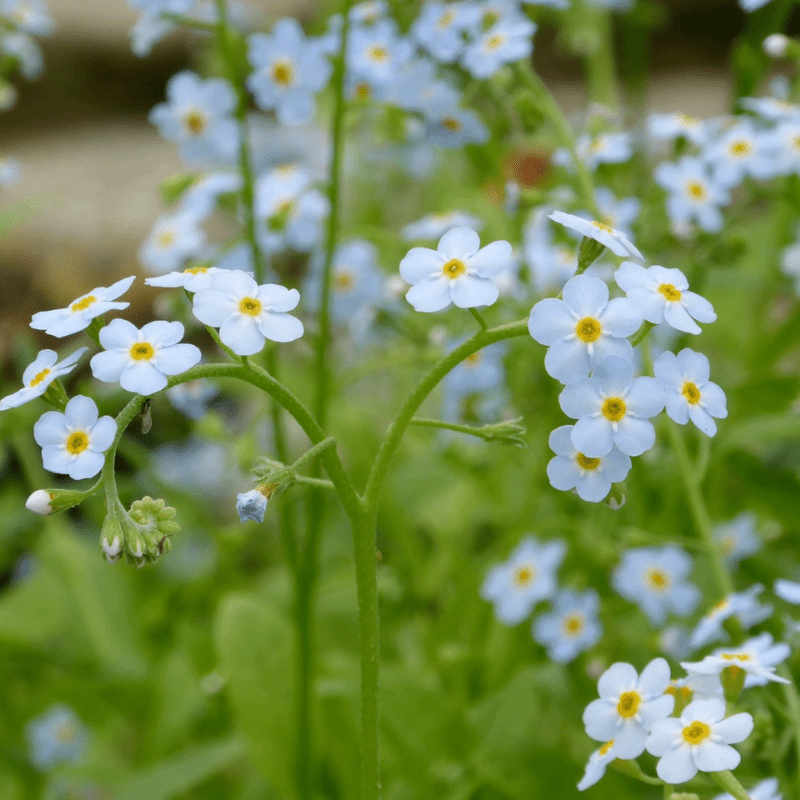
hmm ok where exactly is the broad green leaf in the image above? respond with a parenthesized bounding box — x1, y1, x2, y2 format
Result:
(0, 563, 68, 644)
(214, 592, 293, 794)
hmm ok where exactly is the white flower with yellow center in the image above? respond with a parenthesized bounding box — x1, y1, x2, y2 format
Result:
(615, 262, 715, 335)
(612, 546, 700, 625)
(145, 265, 231, 293)
(689, 585, 772, 649)
(549, 210, 644, 262)
(654, 156, 730, 233)
(645, 698, 753, 784)
(577, 739, 617, 792)
(30, 276, 135, 338)
(713, 777, 781, 800)
(682, 632, 791, 687)
(480, 536, 566, 625)
(533, 588, 602, 663)
(399, 226, 512, 312)
(559, 355, 665, 458)
(654, 349, 727, 437)
(90, 319, 201, 394)
(140, 211, 206, 275)
(0, 347, 87, 410)
(33, 396, 117, 480)
(529, 274, 643, 384)
(192, 270, 304, 355)
(583, 658, 674, 758)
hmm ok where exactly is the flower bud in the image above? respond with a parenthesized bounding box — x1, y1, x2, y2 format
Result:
(605, 482, 627, 510)
(236, 485, 273, 523)
(100, 515, 124, 564)
(26, 490, 53, 516)
(26, 486, 97, 516)
(763, 34, 790, 58)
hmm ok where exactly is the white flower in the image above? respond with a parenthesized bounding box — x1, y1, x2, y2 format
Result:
(577, 739, 617, 791)
(713, 777, 782, 800)
(532, 588, 602, 663)
(546, 424, 631, 502)
(654, 157, 730, 233)
(140, 211, 206, 274)
(682, 633, 791, 687)
(0, 347, 87, 410)
(145, 265, 233, 293)
(460, 15, 536, 79)
(236, 488, 268, 523)
(90, 319, 202, 395)
(528, 274, 643, 383)
(775, 578, 800, 604)
(549, 210, 644, 261)
(690, 585, 773, 649)
(29, 277, 135, 338)
(582, 658, 674, 758)
(26, 704, 88, 770)
(481, 536, 566, 624)
(647, 111, 710, 146)
(615, 262, 716, 334)
(192, 270, 304, 355)
(399, 226, 512, 312)
(713, 512, 760, 565)
(612, 546, 700, 625)
(645, 698, 753, 784)
(33, 396, 117, 480)
(401, 210, 483, 241)
(559, 356, 665, 458)
(653, 349, 727, 437)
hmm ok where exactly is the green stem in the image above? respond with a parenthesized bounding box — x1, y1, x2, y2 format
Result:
(710, 770, 752, 800)
(291, 476, 335, 491)
(630, 321, 655, 348)
(584, 10, 619, 109)
(204, 323, 244, 362)
(516, 62, 598, 214)
(777, 665, 800, 797)
(665, 420, 732, 596)
(290, 438, 336, 473)
(468, 307, 488, 331)
(102, 395, 149, 515)
(161, 12, 217, 31)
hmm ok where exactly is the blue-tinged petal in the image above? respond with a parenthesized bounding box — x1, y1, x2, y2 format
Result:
(257, 311, 304, 343)
(547, 455, 579, 491)
(141, 319, 185, 347)
(437, 226, 480, 259)
(220, 315, 265, 355)
(645, 719, 682, 756)
(614, 261, 648, 292)
(89, 417, 118, 452)
(638, 658, 671, 695)
(192, 289, 238, 326)
(692, 741, 740, 773)
(399, 246, 442, 284)
(575, 470, 611, 503)
(33, 411, 67, 446)
(406, 276, 451, 312)
(653, 351, 681, 385)
(42, 446, 74, 476)
(154, 343, 202, 374)
(528, 298, 575, 345)
(449, 274, 498, 308)
(626, 377, 665, 418)
(664, 302, 702, 334)
(562, 275, 608, 317)
(613, 721, 647, 759)
(688, 405, 717, 436)
(548, 425, 576, 457)
(121, 362, 167, 395)
(90, 350, 129, 383)
(468, 240, 513, 278)
(655, 744, 696, 783)
(68, 451, 105, 481)
(559, 378, 600, 418)
(589, 335, 633, 367)
(65, 396, 99, 429)
(613, 417, 656, 457)
(700, 382, 727, 417)
(676, 348, 710, 383)
(572, 415, 614, 458)
(582, 698, 619, 742)
(99, 318, 139, 350)
(681, 291, 716, 323)
(592, 355, 634, 395)
(545, 336, 591, 383)
(599, 297, 643, 337)
(258, 284, 300, 312)
(601, 447, 631, 483)
(597, 662, 638, 699)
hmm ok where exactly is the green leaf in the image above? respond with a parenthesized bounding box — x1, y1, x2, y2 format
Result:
(0, 564, 68, 644)
(113, 736, 245, 800)
(159, 173, 199, 206)
(214, 592, 293, 793)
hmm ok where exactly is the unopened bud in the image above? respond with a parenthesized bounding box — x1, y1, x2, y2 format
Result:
(236, 484, 275, 523)
(26, 486, 97, 516)
(605, 482, 627, 510)
(763, 34, 790, 58)
(26, 490, 53, 516)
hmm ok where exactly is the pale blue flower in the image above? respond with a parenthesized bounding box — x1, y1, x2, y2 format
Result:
(647, 111, 711, 146)
(150, 71, 239, 165)
(653, 349, 727, 437)
(411, 1, 481, 63)
(387, 58, 461, 118)
(140, 211, 206, 274)
(481, 536, 566, 624)
(1, 0, 54, 35)
(612, 546, 700, 625)
(0, 347, 87, 410)
(683, 633, 790, 688)
(774, 578, 800, 604)
(461, 15, 536, 79)
(167, 379, 217, 419)
(594, 187, 640, 238)
(559, 355, 665, 458)
(400, 226, 513, 312)
(546, 424, 630, 502)
(424, 106, 489, 148)
(30, 276, 136, 338)
(523, 209, 577, 293)
(192, 270, 304, 355)
(702, 119, 775, 188)
(713, 512, 760, 565)
(740, 95, 800, 122)
(549, 210, 644, 261)
(247, 18, 332, 126)
(713, 777, 781, 800)
(689, 585, 772, 649)
(145, 265, 231, 292)
(739, 0, 771, 10)
(91, 319, 202, 395)
(347, 19, 413, 89)
(236, 488, 267, 522)
(759, 119, 800, 177)
(529, 274, 643, 384)
(179, 170, 242, 219)
(0, 31, 42, 77)
(443, 340, 506, 399)
(26, 705, 88, 770)
(577, 740, 618, 792)
(34, 396, 117, 480)
(533, 588, 602, 663)
(555, 132, 633, 171)
(654, 156, 730, 233)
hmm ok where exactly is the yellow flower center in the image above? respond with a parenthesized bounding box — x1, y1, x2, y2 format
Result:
(29, 368, 51, 387)
(666, 684, 693, 703)
(335, 271, 354, 292)
(682, 720, 711, 745)
(442, 258, 467, 279)
(646, 568, 670, 591)
(239, 296, 263, 316)
(686, 181, 707, 200)
(729, 140, 751, 157)
(71, 295, 96, 313)
(599, 740, 614, 756)
(589, 138, 606, 153)
(486, 33, 505, 50)
(679, 114, 697, 126)
(721, 652, 751, 662)
(591, 220, 614, 234)
(682, 381, 701, 405)
(272, 60, 295, 86)
(575, 316, 602, 343)
(438, 10, 455, 28)
(616, 691, 641, 719)
(355, 82, 371, 99)
(602, 397, 626, 422)
(158, 230, 175, 248)
(66, 431, 89, 455)
(464, 352, 481, 366)
(369, 45, 388, 62)
(183, 109, 206, 135)
(576, 453, 601, 471)
(129, 342, 155, 361)
(55, 722, 77, 743)
(514, 564, 535, 586)
(658, 283, 682, 302)
(712, 598, 729, 614)
(792, 136, 800, 151)
(563, 614, 584, 636)
(442, 116, 462, 131)
(184, 267, 208, 275)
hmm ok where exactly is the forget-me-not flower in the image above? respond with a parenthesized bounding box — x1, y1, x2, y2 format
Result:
(533, 588, 602, 663)
(0, 347, 87, 410)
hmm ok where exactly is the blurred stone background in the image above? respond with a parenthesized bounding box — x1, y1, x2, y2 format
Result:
(0, 0, 796, 352)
